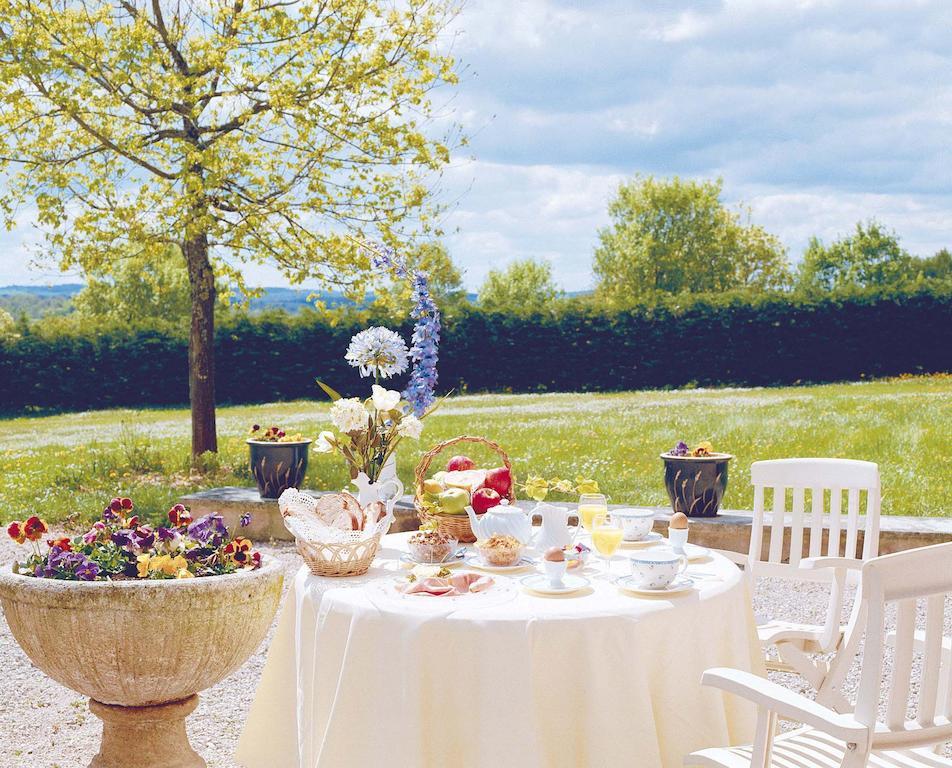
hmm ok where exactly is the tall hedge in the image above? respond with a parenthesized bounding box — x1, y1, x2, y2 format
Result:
(1, 288, 949, 412)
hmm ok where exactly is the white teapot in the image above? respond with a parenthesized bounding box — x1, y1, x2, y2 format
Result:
(466, 499, 532, 543)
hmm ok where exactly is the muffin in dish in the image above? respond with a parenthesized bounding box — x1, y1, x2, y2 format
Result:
(475, 534, 523, 567)
(407, 530, 458, 564)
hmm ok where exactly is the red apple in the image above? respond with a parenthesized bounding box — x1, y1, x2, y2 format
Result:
(483, 466, 512, 497)
(447, 455, 476, 472)
(471, 487, 501, 514)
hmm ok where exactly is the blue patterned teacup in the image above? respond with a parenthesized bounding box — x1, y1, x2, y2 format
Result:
(630, 550, 687, 590)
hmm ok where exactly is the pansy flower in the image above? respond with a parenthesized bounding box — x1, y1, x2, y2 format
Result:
(168, 504, 192, 528)
(46, 536, 72, 552)
(7, 521, 26, 545)
(74, 558, 100, 581)
(23, 516, 48, 542)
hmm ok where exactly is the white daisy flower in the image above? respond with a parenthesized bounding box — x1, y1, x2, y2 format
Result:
(345, 326, 409, 379)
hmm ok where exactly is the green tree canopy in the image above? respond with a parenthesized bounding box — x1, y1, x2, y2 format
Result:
(477, 258, 560, 316)
(795, 221, 915, 293)
(918, 248, 952, 283)
(0, 0, 459, 455)
(594, 175, 791, 305)
(0, 307, 17, 339)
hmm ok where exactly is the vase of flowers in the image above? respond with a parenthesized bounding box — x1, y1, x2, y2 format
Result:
(314, 244, 442, 520)
(246, 424, 311, 499)
(0, 498, 283, 768)
(660, 441, 733, 517)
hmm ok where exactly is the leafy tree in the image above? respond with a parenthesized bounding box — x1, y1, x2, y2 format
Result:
(918, 249, 952, 283)
(594, 175, 791, 305)
(478, 258, 560, 316)
(74, 245, 214, 328)
(796, 221, 915, 293)
(370, 242, 468, 318)
(0, 307, 17, 339)
(0, 0, 458, 456)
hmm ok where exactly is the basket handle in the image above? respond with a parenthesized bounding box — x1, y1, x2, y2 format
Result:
(414, 435, 515, 502)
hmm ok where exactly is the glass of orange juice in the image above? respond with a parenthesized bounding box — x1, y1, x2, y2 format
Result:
(579, 493, 608, 532)
(592, 513, 623, 576)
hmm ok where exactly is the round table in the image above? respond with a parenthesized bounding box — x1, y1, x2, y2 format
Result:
(236, 532, 764, 768)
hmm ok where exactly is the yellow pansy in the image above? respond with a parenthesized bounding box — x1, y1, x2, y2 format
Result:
(136, 554, 151, 578)
(175, 568, 194, 579)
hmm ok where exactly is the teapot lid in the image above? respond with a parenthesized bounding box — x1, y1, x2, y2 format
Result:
(487, 498, 517, 514)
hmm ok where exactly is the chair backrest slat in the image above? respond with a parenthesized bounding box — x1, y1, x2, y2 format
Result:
(886, 598, 915, 728)
(768, 487, 785, 563)
(845, 488, 860, 558)
(864, 488, 881, 559)
(809, 486, 823, 557)
(827, 487, 842, 557)
(918, 594, 945, 726)
(789, 487, 805, 567)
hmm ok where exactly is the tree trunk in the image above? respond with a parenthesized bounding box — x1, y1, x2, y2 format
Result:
(184, 232, 218, 459)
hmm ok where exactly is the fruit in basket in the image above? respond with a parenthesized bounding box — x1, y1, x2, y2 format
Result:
(447, 455, 476, 472)
(443, 469, 487, 494)
(437, 488, 470, 515)
(432, 471, 447, 488)
(471, 487, 501, 514)
(422, 479, 443, 495)
(483, 466, 512, 497)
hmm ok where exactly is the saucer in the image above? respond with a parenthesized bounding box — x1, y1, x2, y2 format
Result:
(521, 573, 590, 596)
(617, 575, 695, 597)
(464, 555, 537, 573)
(400, 551, 464, 568)
(619, 532, 664, 548)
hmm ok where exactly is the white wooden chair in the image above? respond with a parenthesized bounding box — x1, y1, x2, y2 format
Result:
(743, 459, 881, 705)
(686, 540, 952, 768)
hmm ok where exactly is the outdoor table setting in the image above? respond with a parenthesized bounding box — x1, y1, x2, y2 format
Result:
(236, 488, 764, 768)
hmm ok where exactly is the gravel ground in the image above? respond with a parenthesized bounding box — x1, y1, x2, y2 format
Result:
(0, 535, 947, 767)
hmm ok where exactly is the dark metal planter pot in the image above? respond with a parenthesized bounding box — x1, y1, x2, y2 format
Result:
(247, 440, 312, 499)
(661, 453, 733, 518)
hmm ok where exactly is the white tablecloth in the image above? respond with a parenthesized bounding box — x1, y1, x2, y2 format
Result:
(236, 533, 764, 768)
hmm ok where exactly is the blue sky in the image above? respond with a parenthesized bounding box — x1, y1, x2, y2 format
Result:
(2, 0, 951, 290)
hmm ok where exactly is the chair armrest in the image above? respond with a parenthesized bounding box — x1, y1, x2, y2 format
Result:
(701, 668, 869, 746)
(799, 556, 864, 572)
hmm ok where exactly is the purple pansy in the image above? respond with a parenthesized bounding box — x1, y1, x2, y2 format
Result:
(240, 513, 252, 528)
(187, 514, 229, 547)
(74, 557, 100, 581)
(671, 441, 690, 457)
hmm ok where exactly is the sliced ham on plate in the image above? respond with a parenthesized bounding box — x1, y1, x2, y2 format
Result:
(398, 572, 495, 597)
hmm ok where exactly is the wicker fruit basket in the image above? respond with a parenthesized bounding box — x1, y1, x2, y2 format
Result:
(415, 435, 515, 543)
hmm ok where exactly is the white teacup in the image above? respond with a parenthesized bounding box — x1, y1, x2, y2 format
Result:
(542, 558, 567, 588)
(612, 508, 656, 542)
(630, 550, 687, 590)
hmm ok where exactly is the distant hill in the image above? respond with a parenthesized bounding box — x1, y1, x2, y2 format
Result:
(0, 284, 81, 318)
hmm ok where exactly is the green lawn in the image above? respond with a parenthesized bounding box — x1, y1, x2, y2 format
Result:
(2, 376, 950, 527)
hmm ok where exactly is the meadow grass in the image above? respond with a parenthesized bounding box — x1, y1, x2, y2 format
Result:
(1, 375, 950, 528)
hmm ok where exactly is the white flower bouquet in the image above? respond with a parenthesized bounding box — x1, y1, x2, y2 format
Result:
(316, 326, 433, 483)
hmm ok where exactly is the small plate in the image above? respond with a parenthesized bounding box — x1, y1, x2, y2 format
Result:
(464, 555, 537, 573)
(617, 575, 695, 597)
(521, 572, 590, 596)
(618, 532, 664, 548)
(400, 551, 464, 568)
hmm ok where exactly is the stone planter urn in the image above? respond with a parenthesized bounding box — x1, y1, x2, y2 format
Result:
(661, 452, 733, 518)
(247, 439, 312, 499)
(0, 557, 283, 768)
